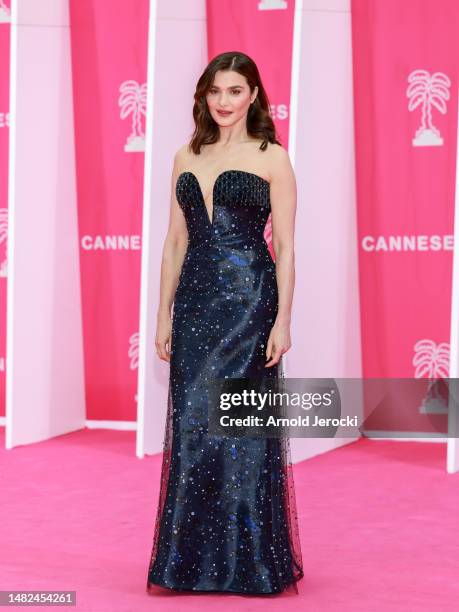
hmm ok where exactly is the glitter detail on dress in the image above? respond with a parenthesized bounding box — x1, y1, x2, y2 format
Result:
(146, 169, 304, 595)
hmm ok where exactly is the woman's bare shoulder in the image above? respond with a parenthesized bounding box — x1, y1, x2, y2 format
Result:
(263, 142, 293, 179)
(264, 141, 289, 159)
(174, 142, 193, 165)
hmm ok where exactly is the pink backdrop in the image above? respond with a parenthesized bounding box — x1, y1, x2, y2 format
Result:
(206, 0, 295, 259)
(69, 0, 149, 421)
(352, 0, 455, 430)
(3, 0, 455, 432)
(0, 0, 10, 418)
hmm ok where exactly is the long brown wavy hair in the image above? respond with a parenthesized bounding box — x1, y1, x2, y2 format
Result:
(189, 51, 282, 154)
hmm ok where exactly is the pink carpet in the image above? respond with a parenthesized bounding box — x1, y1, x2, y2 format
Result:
(1, 428, 458, 611)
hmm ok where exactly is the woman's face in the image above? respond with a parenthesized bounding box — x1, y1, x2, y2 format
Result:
(205, 70, 258, 126)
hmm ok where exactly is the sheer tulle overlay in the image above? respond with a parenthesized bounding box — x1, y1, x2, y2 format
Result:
(146, 170, 304, 595)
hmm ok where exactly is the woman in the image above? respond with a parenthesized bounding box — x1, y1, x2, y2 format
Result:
(146, 51, 303, 595)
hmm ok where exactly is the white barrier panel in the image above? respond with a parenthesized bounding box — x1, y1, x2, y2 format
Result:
(447, 84, 459, 474)
(6, 0, 85, 448)
(137, 0, 208, 457)
(288, 0, 362, 463)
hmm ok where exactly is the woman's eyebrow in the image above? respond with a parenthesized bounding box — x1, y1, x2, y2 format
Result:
(210, 85, 244, 89)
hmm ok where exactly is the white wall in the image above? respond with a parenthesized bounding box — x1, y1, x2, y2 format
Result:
(137, 0, 208, 457)
(288, 0, 362, 461)
(6, 0, 85, 448)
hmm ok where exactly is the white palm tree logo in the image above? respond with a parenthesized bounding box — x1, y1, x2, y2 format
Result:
(407, 70, 450, 147)
(129, 331, 139, 404)
(413, 339, 449, 413)
(0, 208, 8, 277)
(0, 0, 10, 23)
(263, 215, 272, 247)
(129, 331, 139, 370)
(258, 0, 287, 9)
(118, 80, 147, 153)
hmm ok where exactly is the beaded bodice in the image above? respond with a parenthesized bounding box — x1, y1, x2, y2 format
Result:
(176, 169, 271, 248)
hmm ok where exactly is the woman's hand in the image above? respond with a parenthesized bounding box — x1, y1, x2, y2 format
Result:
(155, 311, 172, 362)
(265, 318, 291, 367)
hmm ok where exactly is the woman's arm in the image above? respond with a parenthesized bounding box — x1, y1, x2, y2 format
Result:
(155, 149, 189, 362)
(265, 145, 296, 367)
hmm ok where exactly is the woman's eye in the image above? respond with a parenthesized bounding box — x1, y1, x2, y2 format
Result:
(208, 89, 241, 95)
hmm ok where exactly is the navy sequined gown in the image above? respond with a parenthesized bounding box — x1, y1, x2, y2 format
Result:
(147, 169, 304, 595)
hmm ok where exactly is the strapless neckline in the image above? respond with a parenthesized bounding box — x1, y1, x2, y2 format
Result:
(177, 169, 270, 226)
